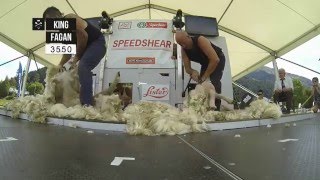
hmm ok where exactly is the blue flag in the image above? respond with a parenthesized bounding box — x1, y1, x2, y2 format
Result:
(17, 62, 22, 97)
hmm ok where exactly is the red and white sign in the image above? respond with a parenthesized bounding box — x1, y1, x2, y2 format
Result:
(141, 84, 170, 101)
(145, 22, 167, 28)
(126, 57, 155, 64)
(107, 20, 174, 68)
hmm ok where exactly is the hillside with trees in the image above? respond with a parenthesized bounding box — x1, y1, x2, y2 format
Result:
(0, 67, 47, 99)
(234, 66, 314, 108)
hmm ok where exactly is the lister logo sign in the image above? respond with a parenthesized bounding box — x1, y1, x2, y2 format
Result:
(142, 84, 169, 101)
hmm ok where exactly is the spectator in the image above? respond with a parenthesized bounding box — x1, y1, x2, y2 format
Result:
(273, 68, 294, 114)
(311, 77, 320, 113)
(257, 89, 264, 100)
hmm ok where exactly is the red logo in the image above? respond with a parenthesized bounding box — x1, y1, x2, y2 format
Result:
(143, 86, 169, 98)
(146, 22, 167, 28)
(126, 57, 155, 64)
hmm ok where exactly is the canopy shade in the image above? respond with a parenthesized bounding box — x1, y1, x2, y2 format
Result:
(1, 0, 320, 80)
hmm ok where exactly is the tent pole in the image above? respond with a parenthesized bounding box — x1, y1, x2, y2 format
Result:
(148, 0, 151, 19)
(21, 51, 32, 97)
(272, 59, 279, 84)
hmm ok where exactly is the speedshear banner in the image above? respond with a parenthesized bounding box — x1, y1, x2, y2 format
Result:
(107, 20, 175, 68)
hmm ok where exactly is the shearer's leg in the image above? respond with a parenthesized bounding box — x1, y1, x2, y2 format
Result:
(209, 51, 225, 111)
(211, 79, 222, 111)
(78, 35, 106, 106)
(205, 65, 223, 111)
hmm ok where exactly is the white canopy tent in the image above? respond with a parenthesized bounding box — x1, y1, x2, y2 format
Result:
(1, 0, 320, 80)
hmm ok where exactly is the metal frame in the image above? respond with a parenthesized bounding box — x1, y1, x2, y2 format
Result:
(272, 60, 279, 84)
(1, 3, 319, 81)
(21, 52, 32, 97)
(232, 82, 258, 98)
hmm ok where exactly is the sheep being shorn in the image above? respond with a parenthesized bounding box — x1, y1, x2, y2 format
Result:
(6, 67, 121, 123)
(184, 81, 282, 122)
(184, 80, 234, 116)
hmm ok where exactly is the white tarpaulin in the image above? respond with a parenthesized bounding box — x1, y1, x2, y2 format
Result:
(107, 20, 175, 68)
(1, 0, 320, 79)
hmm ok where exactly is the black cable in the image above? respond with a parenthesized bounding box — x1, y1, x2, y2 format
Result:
(182, 77, 192, 97)
(0, 54, 27, 67)
(66, 0, 78, 15)
(278, 57, 320, 75)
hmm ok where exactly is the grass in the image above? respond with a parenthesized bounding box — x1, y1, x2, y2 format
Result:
(0, 98, 11, 108)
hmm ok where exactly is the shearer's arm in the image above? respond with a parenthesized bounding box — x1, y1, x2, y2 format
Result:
(197, 36, 220, 82)
(64, 14, 88, 62)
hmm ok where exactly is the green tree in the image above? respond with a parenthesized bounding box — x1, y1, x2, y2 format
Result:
(303, 88, 313, 108)
(34, 73, 40, 82)
(292, 78, 310, 108)
(0, 81, 10, 98)
(9, 78, 17, 88)
(27, 82, 44, 95)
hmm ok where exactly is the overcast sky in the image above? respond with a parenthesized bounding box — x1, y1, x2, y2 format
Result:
(0, 35, 319, 81)
(0, 41, 44, 81)
(265, 34, 320, 80)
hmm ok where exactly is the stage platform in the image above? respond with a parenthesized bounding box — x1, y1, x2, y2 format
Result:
(0, 109, 319, 179)
(0, 108, 317, 131)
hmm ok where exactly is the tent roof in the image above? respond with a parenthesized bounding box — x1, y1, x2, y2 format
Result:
(1, 0, 320, 80)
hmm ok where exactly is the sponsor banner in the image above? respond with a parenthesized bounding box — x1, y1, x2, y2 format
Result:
(141, 84, 170, 101)
(126, 57, 155, 64)
(107, 20, 174, 68)
(17, 62, 22, 97)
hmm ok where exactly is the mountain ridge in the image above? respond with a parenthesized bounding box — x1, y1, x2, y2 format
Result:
(233, 66, 312, 100)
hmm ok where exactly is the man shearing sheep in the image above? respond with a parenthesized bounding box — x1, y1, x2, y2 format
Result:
(43, 6, 106, 106)
(175, 31, 225, 110)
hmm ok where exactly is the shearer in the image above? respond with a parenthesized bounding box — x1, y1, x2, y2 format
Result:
(43, 6, 106, 106)
(175, 31, 226, 111)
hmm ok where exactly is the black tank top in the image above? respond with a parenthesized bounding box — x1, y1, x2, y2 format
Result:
(84, 19, 102, 45)
(63, 15, 103, 45)
(184, 36, 225, 72)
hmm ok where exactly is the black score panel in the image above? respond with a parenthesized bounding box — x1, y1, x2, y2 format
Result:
(46, 32, 77, 44)
(32, 18, 45, 30)
(240, 93, 254, 109)
(45, 18, 77, 44)
(184, 15, 219, 37)
(45, 18, 76, 30)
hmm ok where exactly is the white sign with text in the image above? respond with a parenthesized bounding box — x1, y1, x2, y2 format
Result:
(141, 84, 170, 101)
(107, 20, 174, 68)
